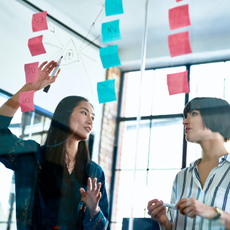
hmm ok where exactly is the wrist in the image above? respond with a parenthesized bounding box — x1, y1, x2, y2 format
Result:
(89, 206, 100, 219)
(209, 207, 223, 220)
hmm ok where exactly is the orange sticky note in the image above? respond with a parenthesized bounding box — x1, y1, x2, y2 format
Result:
(168, 31, 192, 57)
(19, 91, 35, 112)
(167, 70, 190, 95)
(169, 5, 191, 30)
(24, 62, 39, 83)
(28, 35, 46, 56)
(32, 11, 48, 32)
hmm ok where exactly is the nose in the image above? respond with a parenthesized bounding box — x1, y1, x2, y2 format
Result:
(183, 116, 189, 126)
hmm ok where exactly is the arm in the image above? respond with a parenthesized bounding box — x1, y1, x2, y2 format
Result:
(175, 198, 230, 228)
(0, 60, 59, 117)
(0, 61, 60, 169)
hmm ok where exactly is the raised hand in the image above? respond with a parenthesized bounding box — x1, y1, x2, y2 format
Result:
(80, 177, 101, 219)
(27, 60, 60, 91)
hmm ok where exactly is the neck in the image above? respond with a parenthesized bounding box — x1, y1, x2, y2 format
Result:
(199, 136, 228, 163)
(65, 136, 79, 161)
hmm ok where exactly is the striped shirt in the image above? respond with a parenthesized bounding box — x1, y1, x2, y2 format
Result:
(165, 153, 230, 230)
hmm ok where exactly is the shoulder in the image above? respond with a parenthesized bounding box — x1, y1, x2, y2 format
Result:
(87, 160, 104, 178)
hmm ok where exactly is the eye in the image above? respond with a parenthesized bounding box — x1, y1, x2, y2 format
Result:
(192, 111, 198, 116)
(92, 116, 95, 121)
(82, 111, 87, 115)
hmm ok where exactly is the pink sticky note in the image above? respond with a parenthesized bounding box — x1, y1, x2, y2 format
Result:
(19, 91, 35, 112)
(24, 62, 39, 83)
(176, 0, 184, 2)
(32, 11, 48, 32)
(28, 35, 46, 56)
(168, 31, 192, 57)
(169, 5, 191, 30)
(167, 70, 190, 95)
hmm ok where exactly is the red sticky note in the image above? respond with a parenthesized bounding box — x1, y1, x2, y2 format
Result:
(32, 11, 48, 32)
(24, 62, 39, 83)
(28, 35, 46, 56)
(169, 5, 191, 30)
(167, 70, 190, 95)
(19, 91, 35, 112)
(168, 31, 192, 57)
(176, 0, 184, 2)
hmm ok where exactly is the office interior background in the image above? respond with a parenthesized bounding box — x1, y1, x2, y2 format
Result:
(1, 0, 230, 229)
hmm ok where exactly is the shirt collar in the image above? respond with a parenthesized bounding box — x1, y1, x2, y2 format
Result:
(189, 153, 230, 172)
(218, 153, 230, 165)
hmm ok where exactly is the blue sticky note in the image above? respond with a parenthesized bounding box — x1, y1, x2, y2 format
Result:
(105, 0, 124, 16)
(97, 79, 117, 104)
(100, 45, 121, 69)
(102, 20, 121, 44)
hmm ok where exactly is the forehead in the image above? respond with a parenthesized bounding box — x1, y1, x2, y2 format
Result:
(73, 100, 94, 114)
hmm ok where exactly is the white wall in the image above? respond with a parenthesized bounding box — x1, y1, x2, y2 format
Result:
(0, 0, 107, 162)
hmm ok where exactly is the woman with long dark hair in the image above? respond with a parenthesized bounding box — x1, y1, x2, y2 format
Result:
(0, 60, 109, 229)
(147, 97, 230, 230)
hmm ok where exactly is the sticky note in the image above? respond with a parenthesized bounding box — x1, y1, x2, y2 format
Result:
(169, 5, 191, 30)
(19, 91, 35, 112)
(176, 0, 184, 2)
(105, 0, 124, 16)
(168, 31, 192, 57)
(97, 79, 117, 103)
(28, 35, 46, 56)
(24, 62, 39, 83)
(32, 11, 48, 32)
(100, 45, 121, 69)
(167, 70, 190, 95)
(102, 20, 121, 44)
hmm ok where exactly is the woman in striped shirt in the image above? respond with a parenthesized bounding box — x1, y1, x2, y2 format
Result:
(147, 97, 230, 230)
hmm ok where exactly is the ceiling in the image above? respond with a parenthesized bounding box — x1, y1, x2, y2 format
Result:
(18, 0, 230, 70)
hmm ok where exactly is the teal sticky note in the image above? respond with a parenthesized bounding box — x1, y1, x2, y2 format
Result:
(97, 79, 117, 104)
(102, 20, 121, 44)
(105, 0, 124, 16)
(100, 45, 121, 69)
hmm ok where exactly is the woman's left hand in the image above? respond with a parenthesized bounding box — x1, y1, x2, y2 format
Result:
(175, 198, 217, 219)
(80, 177, 102, 219)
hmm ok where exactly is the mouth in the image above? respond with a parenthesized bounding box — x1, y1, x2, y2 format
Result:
(85, 127, 92, 132)
(185, 128, 191, 133)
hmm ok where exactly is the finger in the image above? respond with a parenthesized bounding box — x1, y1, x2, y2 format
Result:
(92, 177, 97, 191)
(79, 188, 86, 197)
(147, 199, 159, 209)
(96, 192, 102, 203)
(38, 61, 48, 70)
(96, 182, 101, 194)
(87, 177, 92, 191)
(43, 61, 56, 73)
(56, 68, 61, 76)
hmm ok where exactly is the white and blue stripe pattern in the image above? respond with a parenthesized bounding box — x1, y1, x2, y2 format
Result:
(163, 154, 230, 230)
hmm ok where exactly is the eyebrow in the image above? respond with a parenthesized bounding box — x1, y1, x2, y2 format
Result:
(80, 107, 95, 117)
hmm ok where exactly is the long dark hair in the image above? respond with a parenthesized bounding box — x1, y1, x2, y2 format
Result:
(41, 96, 92, 196)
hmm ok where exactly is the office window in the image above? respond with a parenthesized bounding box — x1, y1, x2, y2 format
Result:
(111, 66, 186, 230)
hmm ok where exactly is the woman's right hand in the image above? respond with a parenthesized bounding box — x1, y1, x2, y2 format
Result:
(26, 60, 60, 92)
(147, 199, 168, 224)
